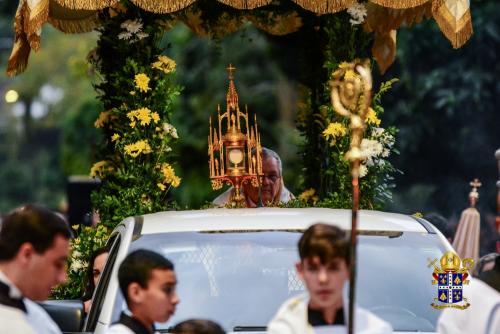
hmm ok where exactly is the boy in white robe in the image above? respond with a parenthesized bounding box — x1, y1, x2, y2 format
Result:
(104, 250, 179, 334)
(267, 223, 392, 334)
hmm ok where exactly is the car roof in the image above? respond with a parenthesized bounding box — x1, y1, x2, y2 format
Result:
(136, 208, 429, 235)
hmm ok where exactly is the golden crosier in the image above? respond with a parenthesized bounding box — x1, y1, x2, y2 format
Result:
(330, 59, 372, 177)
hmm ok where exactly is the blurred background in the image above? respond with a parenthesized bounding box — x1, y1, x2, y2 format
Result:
(0, 0, 498, 254)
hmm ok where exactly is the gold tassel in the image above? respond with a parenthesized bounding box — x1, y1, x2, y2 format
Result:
(131, 0, 195, 13)
(6, 37, 31, 77)
(216, 0, 272, 10)
(48, 15, 100, 33)
(369, 0, 430, 9)
(53, 0, 118, 10)
(291, 0, 353, 14)
(24, 0, 49, 51)
(433, 3, 472, 48)
(371, 30, 396, 74)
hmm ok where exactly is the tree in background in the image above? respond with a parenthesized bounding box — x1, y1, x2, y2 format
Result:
(382, 0, 500, 253)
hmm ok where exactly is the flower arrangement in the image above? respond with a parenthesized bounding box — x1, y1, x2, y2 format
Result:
(296, 13, 398, 210)
(53, 3, 182, 298)
(298, 75, 399, 209)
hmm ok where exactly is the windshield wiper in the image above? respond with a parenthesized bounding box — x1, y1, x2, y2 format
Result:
(233, 326, 267, 332)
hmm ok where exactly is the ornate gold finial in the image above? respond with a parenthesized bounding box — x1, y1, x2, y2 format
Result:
(208, 64, 263, 206)
(227, 63, 236, 79)
(468, 178, 481, 207)
(330, 59, 372, 177)
(226, 64, 239, 110)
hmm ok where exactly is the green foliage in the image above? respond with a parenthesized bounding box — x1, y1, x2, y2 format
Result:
(296, 13, 398, 209)
(54, 2, 183, 298)
(89, 3, 182, 230)
(52, 225, 109, 299)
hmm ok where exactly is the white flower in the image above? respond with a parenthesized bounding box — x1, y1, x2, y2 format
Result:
(347, 2, 367, 25)
(359, 165, 368, 178)
(372, 127, 385, 137)
(163, 123, 178, 139)
(136, 32, 149, 40)
(72, 250, 81, 259)
(118, 32, 132, 40)
(121, 19, 143, 33)
(70, 260, 84, 273)
(361, 138, 383, 166)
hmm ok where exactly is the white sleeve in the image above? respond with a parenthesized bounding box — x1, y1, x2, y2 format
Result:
(102, 324, 135, 334)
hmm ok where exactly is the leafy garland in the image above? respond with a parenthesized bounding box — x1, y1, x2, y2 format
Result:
(53, 1, 182, 298)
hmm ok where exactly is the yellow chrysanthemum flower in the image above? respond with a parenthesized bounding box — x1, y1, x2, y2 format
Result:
(151, 112, 160, 123)
(124, 140, 152, 158)
(366, 107, 381, 126)
(323, 122, 347, 140)
(111, 133, 120, 142)
(344, 69, 357, 80)
(134, 73, 151, 93)
(127, 110, 137, 121)
(130, 121, 136, 128)
(171, 176, 181, 188)
(162, 163, 181, 188)
(136, 107, 151, 125)
(94, 111, 111, 128)
(157, 183, 166, 191)
(299, 188, 316, 201)
(151, 55, 176, 74)
(338, 62, 350, 69)
(90, 160, 113, 178)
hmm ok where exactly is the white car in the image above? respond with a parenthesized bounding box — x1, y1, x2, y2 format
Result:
(52, 208, 452, 333)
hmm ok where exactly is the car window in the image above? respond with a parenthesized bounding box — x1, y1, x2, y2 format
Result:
(111, 230, 446, 332)
(85, 234, 121, 331)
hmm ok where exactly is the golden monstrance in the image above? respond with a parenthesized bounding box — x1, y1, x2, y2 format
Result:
(208, 64, 263, 206)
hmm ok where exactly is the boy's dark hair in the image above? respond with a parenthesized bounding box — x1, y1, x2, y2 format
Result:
(82, 245, 111, 302)
(118, 249, 174, 304)
(298, 223, 349, 265)
(172, 319, 225, 334)
(0, 204, 72, 261)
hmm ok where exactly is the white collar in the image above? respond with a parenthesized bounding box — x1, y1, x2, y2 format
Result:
(0, 269, 23, 299)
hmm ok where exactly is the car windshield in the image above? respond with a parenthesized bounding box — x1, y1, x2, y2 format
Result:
(113, 230, 446, 332)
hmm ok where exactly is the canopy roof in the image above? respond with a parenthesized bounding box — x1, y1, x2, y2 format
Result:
(7, 0, 472, 76)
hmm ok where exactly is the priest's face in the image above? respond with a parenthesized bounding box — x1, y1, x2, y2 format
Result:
(244, 156, 281, 205)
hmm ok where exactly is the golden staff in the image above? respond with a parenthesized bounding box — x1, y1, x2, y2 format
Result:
(330, 59, 372, 334)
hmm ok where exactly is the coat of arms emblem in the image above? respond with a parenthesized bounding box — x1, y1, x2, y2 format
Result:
(429, 251, 474, 310)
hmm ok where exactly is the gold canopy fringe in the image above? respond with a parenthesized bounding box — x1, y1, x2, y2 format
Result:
(131, 0, 195, 13)
(369, 0, 430, 9)
(48, 15, 100, 33)
(217, 0, 273, 9)
(291, 0, 353, 14)
(53, 0, 118, 11)
(433, 2, 472, 48)
(364, 2, 432, 34)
